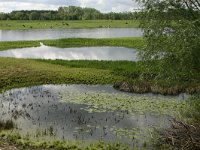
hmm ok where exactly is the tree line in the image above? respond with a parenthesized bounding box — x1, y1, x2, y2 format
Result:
(0, 6, 140, 20)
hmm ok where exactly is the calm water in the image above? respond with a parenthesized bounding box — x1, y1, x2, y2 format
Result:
(0, 28, 143, 41)
(0, 43, 138, 61)
(0, 84, 187, 147)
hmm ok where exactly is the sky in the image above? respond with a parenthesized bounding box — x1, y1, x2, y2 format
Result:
(0, 0, 139, 13)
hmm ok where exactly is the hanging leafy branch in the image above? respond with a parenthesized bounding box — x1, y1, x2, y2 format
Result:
(136, 0, 200, 80)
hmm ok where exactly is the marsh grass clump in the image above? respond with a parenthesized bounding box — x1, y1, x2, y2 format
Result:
(158, 95, 200, 150)
(0, 120, 15, 130)
(0, 132, 131, 150)
(114, 80, 200, 95)
(183, 95, 200, 122)
(159, 120, 200, 150)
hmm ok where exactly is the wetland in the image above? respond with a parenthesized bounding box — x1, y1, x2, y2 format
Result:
(0, 18, 199, 150)
(0, 84, 187, 149)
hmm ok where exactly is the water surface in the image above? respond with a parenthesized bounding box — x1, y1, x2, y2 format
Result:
(0, 43, 137, 61)
(0, 84, 187, 148)
(0, 28, 143, 41)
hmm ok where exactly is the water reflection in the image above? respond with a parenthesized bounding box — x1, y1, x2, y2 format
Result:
(0, 28, 143, 41)
(0, 43, 138, 61)
(0, 84, 176, 147)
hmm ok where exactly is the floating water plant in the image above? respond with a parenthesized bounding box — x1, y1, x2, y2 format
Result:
(60, 90, 187, 117)
(0, 85, 189, 149)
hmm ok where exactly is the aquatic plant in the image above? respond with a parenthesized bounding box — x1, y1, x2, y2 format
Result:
(0, 120, 15, 130)
(158, 95, 200, 150)
(60, 91, 187, 117)
(0, 131, 131, 150)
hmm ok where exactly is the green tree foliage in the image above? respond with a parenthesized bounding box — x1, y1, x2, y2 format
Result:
(0, 13, 9, 20)
(137, 0, 200, 80)
(0, 6, 140, 20)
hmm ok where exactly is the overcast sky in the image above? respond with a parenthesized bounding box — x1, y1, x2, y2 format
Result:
(0, 0, 139, 13)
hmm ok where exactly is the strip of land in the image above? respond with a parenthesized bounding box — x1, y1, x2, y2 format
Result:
(0, 37, 144, 51)
(0, 20, 140, 30)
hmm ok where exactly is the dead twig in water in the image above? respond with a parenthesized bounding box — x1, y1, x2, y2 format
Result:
(158, 119, 200, 150)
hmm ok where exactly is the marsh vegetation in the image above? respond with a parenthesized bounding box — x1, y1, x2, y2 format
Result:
(0, 1, 199, 149)
(0, 85, 187, 149)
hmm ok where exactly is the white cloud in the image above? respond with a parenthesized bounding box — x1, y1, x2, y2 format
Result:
(0, 2, 59, 12)
(80, 0, 139, 12)
(0, 0, 139, 13)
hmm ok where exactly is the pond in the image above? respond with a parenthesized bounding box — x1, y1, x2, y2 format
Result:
(0, 43, 137, 61)
(0, 28, 143, 41)
(0, 84, 187, 148)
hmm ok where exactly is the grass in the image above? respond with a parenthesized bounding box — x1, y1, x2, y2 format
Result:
(0, 37, 144, 51)
(0, 41, 40, 51)
(0, 57, 199, 95)
(0, 120, 14, 130)
(158, 95, 200, 150)
(42, 37, 144, 49)
(182, 95, 200, 123)
(0, 36, 199, 95)
(0, 132, 130, 150)
(37, 59, 200, 94)
(0, 58, 123, 93)
(0, 20, 140, 30)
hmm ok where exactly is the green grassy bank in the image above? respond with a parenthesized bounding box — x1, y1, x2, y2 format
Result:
(0, 132, 131, 150)
(0, 37, 144, 51)
(0, 58, 199, 95)
(0, 41, 40, 51)
(0, 58, 122, 93)
(0, 20, 140, 30)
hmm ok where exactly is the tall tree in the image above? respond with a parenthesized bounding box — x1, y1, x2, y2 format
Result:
(29, 12, 40, 20)
(137, 0, 200, 80)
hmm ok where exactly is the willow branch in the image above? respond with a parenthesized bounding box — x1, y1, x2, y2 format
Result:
(183, 0, 191, 9)
(189, 0, 200, 10)
(194, 0, 200, 8)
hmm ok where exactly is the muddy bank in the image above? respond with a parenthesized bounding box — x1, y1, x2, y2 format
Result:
(114, 81, 200, 95)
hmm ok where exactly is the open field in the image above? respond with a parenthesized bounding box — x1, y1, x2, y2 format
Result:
(0, 20, 140, 30)
(0, 37, 144, 51)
